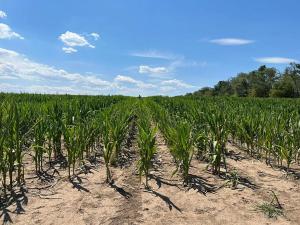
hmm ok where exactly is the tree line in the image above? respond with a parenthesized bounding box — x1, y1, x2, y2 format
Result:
(190, 63, 300, 98)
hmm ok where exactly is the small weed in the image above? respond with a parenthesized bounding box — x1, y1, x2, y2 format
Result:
(226, 169, 239, 189)
(257, 202, 283, 218)
(256, 191, 283, 219)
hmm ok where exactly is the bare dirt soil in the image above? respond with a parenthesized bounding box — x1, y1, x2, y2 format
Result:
(2, 132, 300, 225)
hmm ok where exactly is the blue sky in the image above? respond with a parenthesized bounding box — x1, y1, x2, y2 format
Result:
(0, 0, 299, 96)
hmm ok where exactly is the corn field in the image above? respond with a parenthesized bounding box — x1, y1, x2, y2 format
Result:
(1, 93, 300, 203)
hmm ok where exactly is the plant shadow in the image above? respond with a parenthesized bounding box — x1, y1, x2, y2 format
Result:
(278, 165, 300, 180)
(219, 171, 258, 190)
(186, 174, 216, 195)
(49, 155, 68, 169)
(36, 169, 57, 183)
(0, 186, 28, 224)
(70, 175, 90, 193)
(145, 189, 182, 213)
(226, 150, 246, 161)
(149, 174, 182, 190)
(109, 181, 132, 199)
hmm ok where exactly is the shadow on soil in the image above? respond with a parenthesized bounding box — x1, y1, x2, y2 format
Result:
(0, 186, 28, 224)
(226, 150, 247, 161)
(109, 181, 132, 199)
(36, 169, 58, 183)
(145, 189, 182, 213)
(187, 174, 216, 195)
(70, 175, 90, 193)
(219, 171, 258, 190)
(149, 174, 183, 190)
(277, 166, 300, 180)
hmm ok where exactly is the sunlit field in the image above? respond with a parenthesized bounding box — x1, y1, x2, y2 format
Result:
(1, 1, 300, 224)
(0, 94, 299, 224)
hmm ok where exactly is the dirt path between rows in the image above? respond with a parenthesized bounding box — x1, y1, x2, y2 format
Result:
(138, 131, 300, 225)
(226, 143, 300, 224)
(3, 131, 300, 225)
(108, 131, 143, 225)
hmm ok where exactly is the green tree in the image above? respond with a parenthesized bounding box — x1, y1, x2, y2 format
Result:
(214, 81, 233, 96)
(231, 73, 250, 97)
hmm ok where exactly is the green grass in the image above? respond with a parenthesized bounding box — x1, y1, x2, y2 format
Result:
(256, 202, 283, 218)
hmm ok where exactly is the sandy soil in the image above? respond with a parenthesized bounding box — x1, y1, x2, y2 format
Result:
(2, 132, 300, 225)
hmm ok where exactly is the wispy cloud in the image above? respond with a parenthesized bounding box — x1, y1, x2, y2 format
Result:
(159, 79, 197, 95)
(161, 79, 195, 88)
(0, 23, 24, 40)
(0, 10, 7, 19)
(255, 57, 299, 64)
(139, 65, 169, 74)
(90, 32, 100, 40)
(210, 38, 254, 46)
(114, 75, 156, 89)
(168, 59, 207, 70)
(62, 47, 77, 54)
(130, 50, 179, 60)
(136, 59, 205, 79)
(130, 49, 206, 80)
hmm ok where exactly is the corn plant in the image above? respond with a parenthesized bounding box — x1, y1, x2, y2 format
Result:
(205, 109, 229, 175)
(0, 105, 9, 197)
(32, 117, 47, 174)
(137, 114, 157, 188)
(48, 102, 63, 160)
(276, 133, 294, 172)
(169, 122, 194, 184)
(110, 109, 130, 164)
(63, 124, 83, 179)
(6, 104, 20, 189)
(101, 111, 115, 183)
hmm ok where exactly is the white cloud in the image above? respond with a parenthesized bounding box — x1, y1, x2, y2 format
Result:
(114, 75, 156, 89)
(210, 38, 254, 46)
(0, 47, 111, 87)
(130, 50, 179, 60)
(27, 85, 76, 94)
(0, 10, 7, 19)
(139, 65, 169, 74)
(159, 79, 196, 96)
(161, 79, 195, 88)
(0, 83, 80, 95)
(255, 57, 299, 64)
(130, 50, 206, 80)
(0, 47, 197, 96)
(62, 47, 77, 54)
(160, 86, 176, 93)
(59, 31, 95, 48)
(114, 75, 138, 84)
(90, 32, 100, 40)
(0, 23, 24, 40)
(169, 59, 207, 68)
(136, 60, 205, 79)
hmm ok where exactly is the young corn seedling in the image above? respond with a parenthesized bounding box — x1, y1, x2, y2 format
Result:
(206, 109, 228, 175)
(101, 112, 116, 183)
(227, 169, 239, 189)
(0, 106, 9, 197)
(110, 110, 130, 165)
(137, 117, 157, 189)
(49, 102, 63, 160)
(276, 133, 294, 174)
(33, 117, 47, 174)
(169, 121, 194, 185)
(63, 125, 80, 179)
